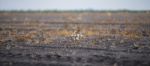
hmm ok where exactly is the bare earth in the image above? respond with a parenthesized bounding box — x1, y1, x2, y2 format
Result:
(0, 11, 150, 66)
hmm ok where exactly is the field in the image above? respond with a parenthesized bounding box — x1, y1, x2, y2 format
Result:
(0, 11, 150, 66)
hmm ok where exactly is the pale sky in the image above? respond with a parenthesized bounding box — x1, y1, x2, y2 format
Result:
(0, 0, 150, 10)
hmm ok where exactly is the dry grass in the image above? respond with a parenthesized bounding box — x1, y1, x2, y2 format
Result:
(121, 30, 142, 39)
(0, 26, 149, 44)
(56, 30, 73, 36)
(0, 29, 144, 41)
(0, 12, 149, 45)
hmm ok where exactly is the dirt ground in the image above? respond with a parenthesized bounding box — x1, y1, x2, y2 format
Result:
(0, 11, 150, 66)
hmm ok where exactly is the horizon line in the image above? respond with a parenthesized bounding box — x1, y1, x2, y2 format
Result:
(0, 9, 150, 11)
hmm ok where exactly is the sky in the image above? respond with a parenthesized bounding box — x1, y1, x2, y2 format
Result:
(0, 0, 150, 10)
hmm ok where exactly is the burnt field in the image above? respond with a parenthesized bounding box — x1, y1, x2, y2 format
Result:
(0, 11, 150, 66)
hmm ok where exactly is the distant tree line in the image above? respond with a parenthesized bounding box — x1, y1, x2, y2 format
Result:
(0, 9, 149, 13)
